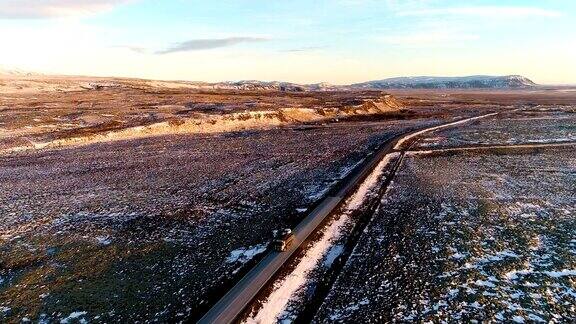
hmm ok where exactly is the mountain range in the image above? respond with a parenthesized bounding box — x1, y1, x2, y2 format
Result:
(200, 75, 536, 91)
(351, 75, 536, 89)
(0, 67, 536, 90)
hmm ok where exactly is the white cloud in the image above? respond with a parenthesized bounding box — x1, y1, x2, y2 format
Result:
(157, 37, 269, 54)
(0, 0, 133, 18)
(399, 6, 562, 18)
(378, 31, 479, 45)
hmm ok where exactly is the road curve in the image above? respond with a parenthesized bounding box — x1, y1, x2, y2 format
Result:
(198, 112, 498, 324)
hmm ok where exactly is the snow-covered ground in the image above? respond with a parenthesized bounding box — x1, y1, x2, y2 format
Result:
(394, 112, 498, 150)
(244, 153, 400, 323)
(315, 145, 575, 322)
(415, 107, 576, 149)
(0, 119, 435, 323)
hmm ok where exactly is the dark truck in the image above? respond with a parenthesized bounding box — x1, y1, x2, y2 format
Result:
(271, 228, 295, 252)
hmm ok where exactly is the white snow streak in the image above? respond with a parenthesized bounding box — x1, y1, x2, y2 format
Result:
(60, 311, 87, 324)
(408, 141, 576, 154)
(226, 244, 267, 264)
(244, 151, 398, 323)
(394, 113, 498, 150)
(346, 152, 399, 210)
(244, 212, 351, 324)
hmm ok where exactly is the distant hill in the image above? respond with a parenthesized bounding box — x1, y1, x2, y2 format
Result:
(212, 76, 537, 91)
(0, 67, 537, 91)
(0, 67, 41, 77)
(351, 75, 537, 89)
(199, 80, 341, 92)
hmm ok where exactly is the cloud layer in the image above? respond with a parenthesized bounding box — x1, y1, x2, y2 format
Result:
(157, 37, 268, 54)
(400, 6, 562, 18)
(379, 31, 479, 45)
(0, 0, 132, 18)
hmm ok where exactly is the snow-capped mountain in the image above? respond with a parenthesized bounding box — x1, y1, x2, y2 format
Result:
(351, 75, 536, 89)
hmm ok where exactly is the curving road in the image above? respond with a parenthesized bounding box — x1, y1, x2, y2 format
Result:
(198, 112, 498, 324)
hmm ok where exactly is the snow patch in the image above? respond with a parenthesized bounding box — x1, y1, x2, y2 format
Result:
(543, 269, 576, 277)
(512, 315, 525, 323)
(244, 213, 351, 324)
(95, 236, 112, 246)
(395, 113, 498, 150)
(226, 244, 267, 264)
(60, 311, 87, 323)
(346, 152, 399, 211)
(245, 149, 400, 322)
(474, 279, 496, 288)
(329, 298, 370, 321)
(324, 244, 344, 267)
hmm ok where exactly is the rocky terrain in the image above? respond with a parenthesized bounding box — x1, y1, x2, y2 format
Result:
(0, 75, 409, 154)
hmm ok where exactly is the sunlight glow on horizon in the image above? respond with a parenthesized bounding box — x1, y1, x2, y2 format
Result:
(1, 0, 575, 84)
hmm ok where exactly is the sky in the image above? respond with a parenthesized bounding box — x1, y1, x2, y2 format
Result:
(0, 0, 575, 84)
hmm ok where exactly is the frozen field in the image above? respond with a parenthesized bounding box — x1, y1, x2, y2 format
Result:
(2, 85, 573, 323)
(0, 118, 438, 322)
(315, 146, 575, 322)
(416, 106, 575, 149)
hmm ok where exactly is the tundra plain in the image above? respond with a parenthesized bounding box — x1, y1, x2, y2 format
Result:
(0, 76, 575, 323)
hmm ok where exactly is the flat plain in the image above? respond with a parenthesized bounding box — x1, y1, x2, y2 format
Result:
(314, 109, 576, 323)
(0, 76, 575, 323)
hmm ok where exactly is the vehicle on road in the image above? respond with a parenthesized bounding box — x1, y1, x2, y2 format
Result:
(271, 228, 295, 252)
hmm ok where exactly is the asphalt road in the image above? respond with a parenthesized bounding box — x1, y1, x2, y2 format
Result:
(198, 113, 498, 324)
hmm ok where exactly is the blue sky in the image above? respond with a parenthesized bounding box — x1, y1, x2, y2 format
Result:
(1, 0, 574, 84)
